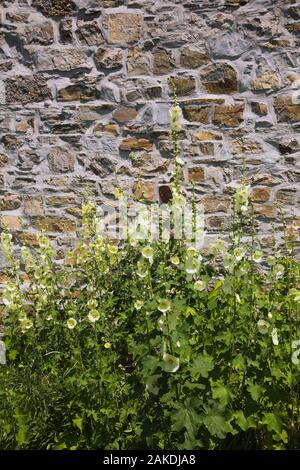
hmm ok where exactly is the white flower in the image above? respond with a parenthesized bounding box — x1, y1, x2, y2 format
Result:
(289, 289, 300, 303)
(175, 157, 184, 166)
(136, 261, 148, 279)
(267, 312, 273, 320)
(169, 104, 182, 132)
(223, 254, 235, 271)
(158, 299, 171, 313)
(271, 328, 279, 346)
(87, 310, 100, 323)
(108, 244, 118, 255)
(273, 264, 285, 279)
(233, 247, 245, 262)
(67, 317, 77, 329)
(194, 280, 206, 291)
(185, 254, 201, 275)
(171, 255, 180, 266)
(162, 353, 180, 373)
(20, 318, 34, 333)
(252, 250, 263, 263)
(134, 300, 144, 310)
(141, 245, 154, 263)
(145, 374, 161, 395)
(292, 340, 300, 365)
(0, 340, 6, 365)
(257, 319, 270, 335)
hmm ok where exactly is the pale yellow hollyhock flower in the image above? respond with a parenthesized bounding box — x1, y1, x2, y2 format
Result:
(134, 300, 144, 310)
(87, 310, 100, 323)
(67, 318, 77, 330)
(158, 299, 171, 313)
(257, 319, 270, 335)
(194, 280, 206, 291)
(162, 353, 180, 373)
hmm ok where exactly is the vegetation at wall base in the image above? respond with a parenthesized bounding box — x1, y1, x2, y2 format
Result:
(0, 101, 299, 450)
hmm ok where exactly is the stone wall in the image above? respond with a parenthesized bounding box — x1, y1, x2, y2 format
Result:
(0, 0, 300, 258)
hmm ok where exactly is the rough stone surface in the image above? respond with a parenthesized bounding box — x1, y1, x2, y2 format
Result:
(201, 63, 238, 94)
(0, 0, 299, 251)
(48, 146, 76, 173)
(105, 13, 143, 44)
(5, 76, 52, 104)
(95, 48, 124, 70)
(32, 0, 76, 17)
(33, 49, 89, 72)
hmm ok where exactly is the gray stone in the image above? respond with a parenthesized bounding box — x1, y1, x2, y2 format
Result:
(33, 48, 90, 72)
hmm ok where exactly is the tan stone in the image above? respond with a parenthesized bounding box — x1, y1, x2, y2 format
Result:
(133, 181, 155, 201)
(251, 102, 268, 116)
(57, 83, 100, 101)
(46, 196, 77, 207)
(232, 138, 262, 154)
(275, 189, 296, 205)
(199, 142, 214, 155)
(32, 0, 76, 17)
(5, 75, 52, 104)
(94, 123, 119, 135)
(251, 187, 271, 202)
(127, 47, 150, 76)
(66, 207, 82, 218)
(188, 168, 205, 182)
(113, 106, 138, 123)
(201, 196, 230, 213)
(94, 47, 124, 70)
(194, 130, 222, 141)
(286, 22, 300, 33)
(24, 196, 44, 216)
(207, 216, 229, 230)
(274, 95, 300, 123)
(2, 215, 21, 230)
(34, 217, 76, 232)
(48, 146, 76, 173)
(201, 63, 238, 94)
(0, 154, 8, 168)
(251, 70, 280, 91)
(16, 120, 34, 133)
(182, 106, 210, 124)
(182, 98, 225, 106)
(34, 48, 89, 72)
(213, 103, 244, 127)
(153, 48, 174, 75)
(180, 47, 210, 68)
(106, 13, 143, 44)
(0, 195, 22, 210)
(169, 76, 196, 96)
(16, 232, 39, 247)
(254, 204, 276, 218)
(119, 138, 153, 151)
(251, 174, 282, 186)
(18, 21, 54, 45)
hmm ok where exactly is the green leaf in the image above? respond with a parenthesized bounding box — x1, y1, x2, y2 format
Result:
(191, 354, 214, 379)
(232, 410, 250, 432)
(73, 416, 83, 433)
(211, 382, 232, 407)
(14, 408, 28, 447)
(262, 413, 282, 434)
(171, 399, 203, 440)
(247, 382, 265, 401)
(203, 408, 234, 439)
